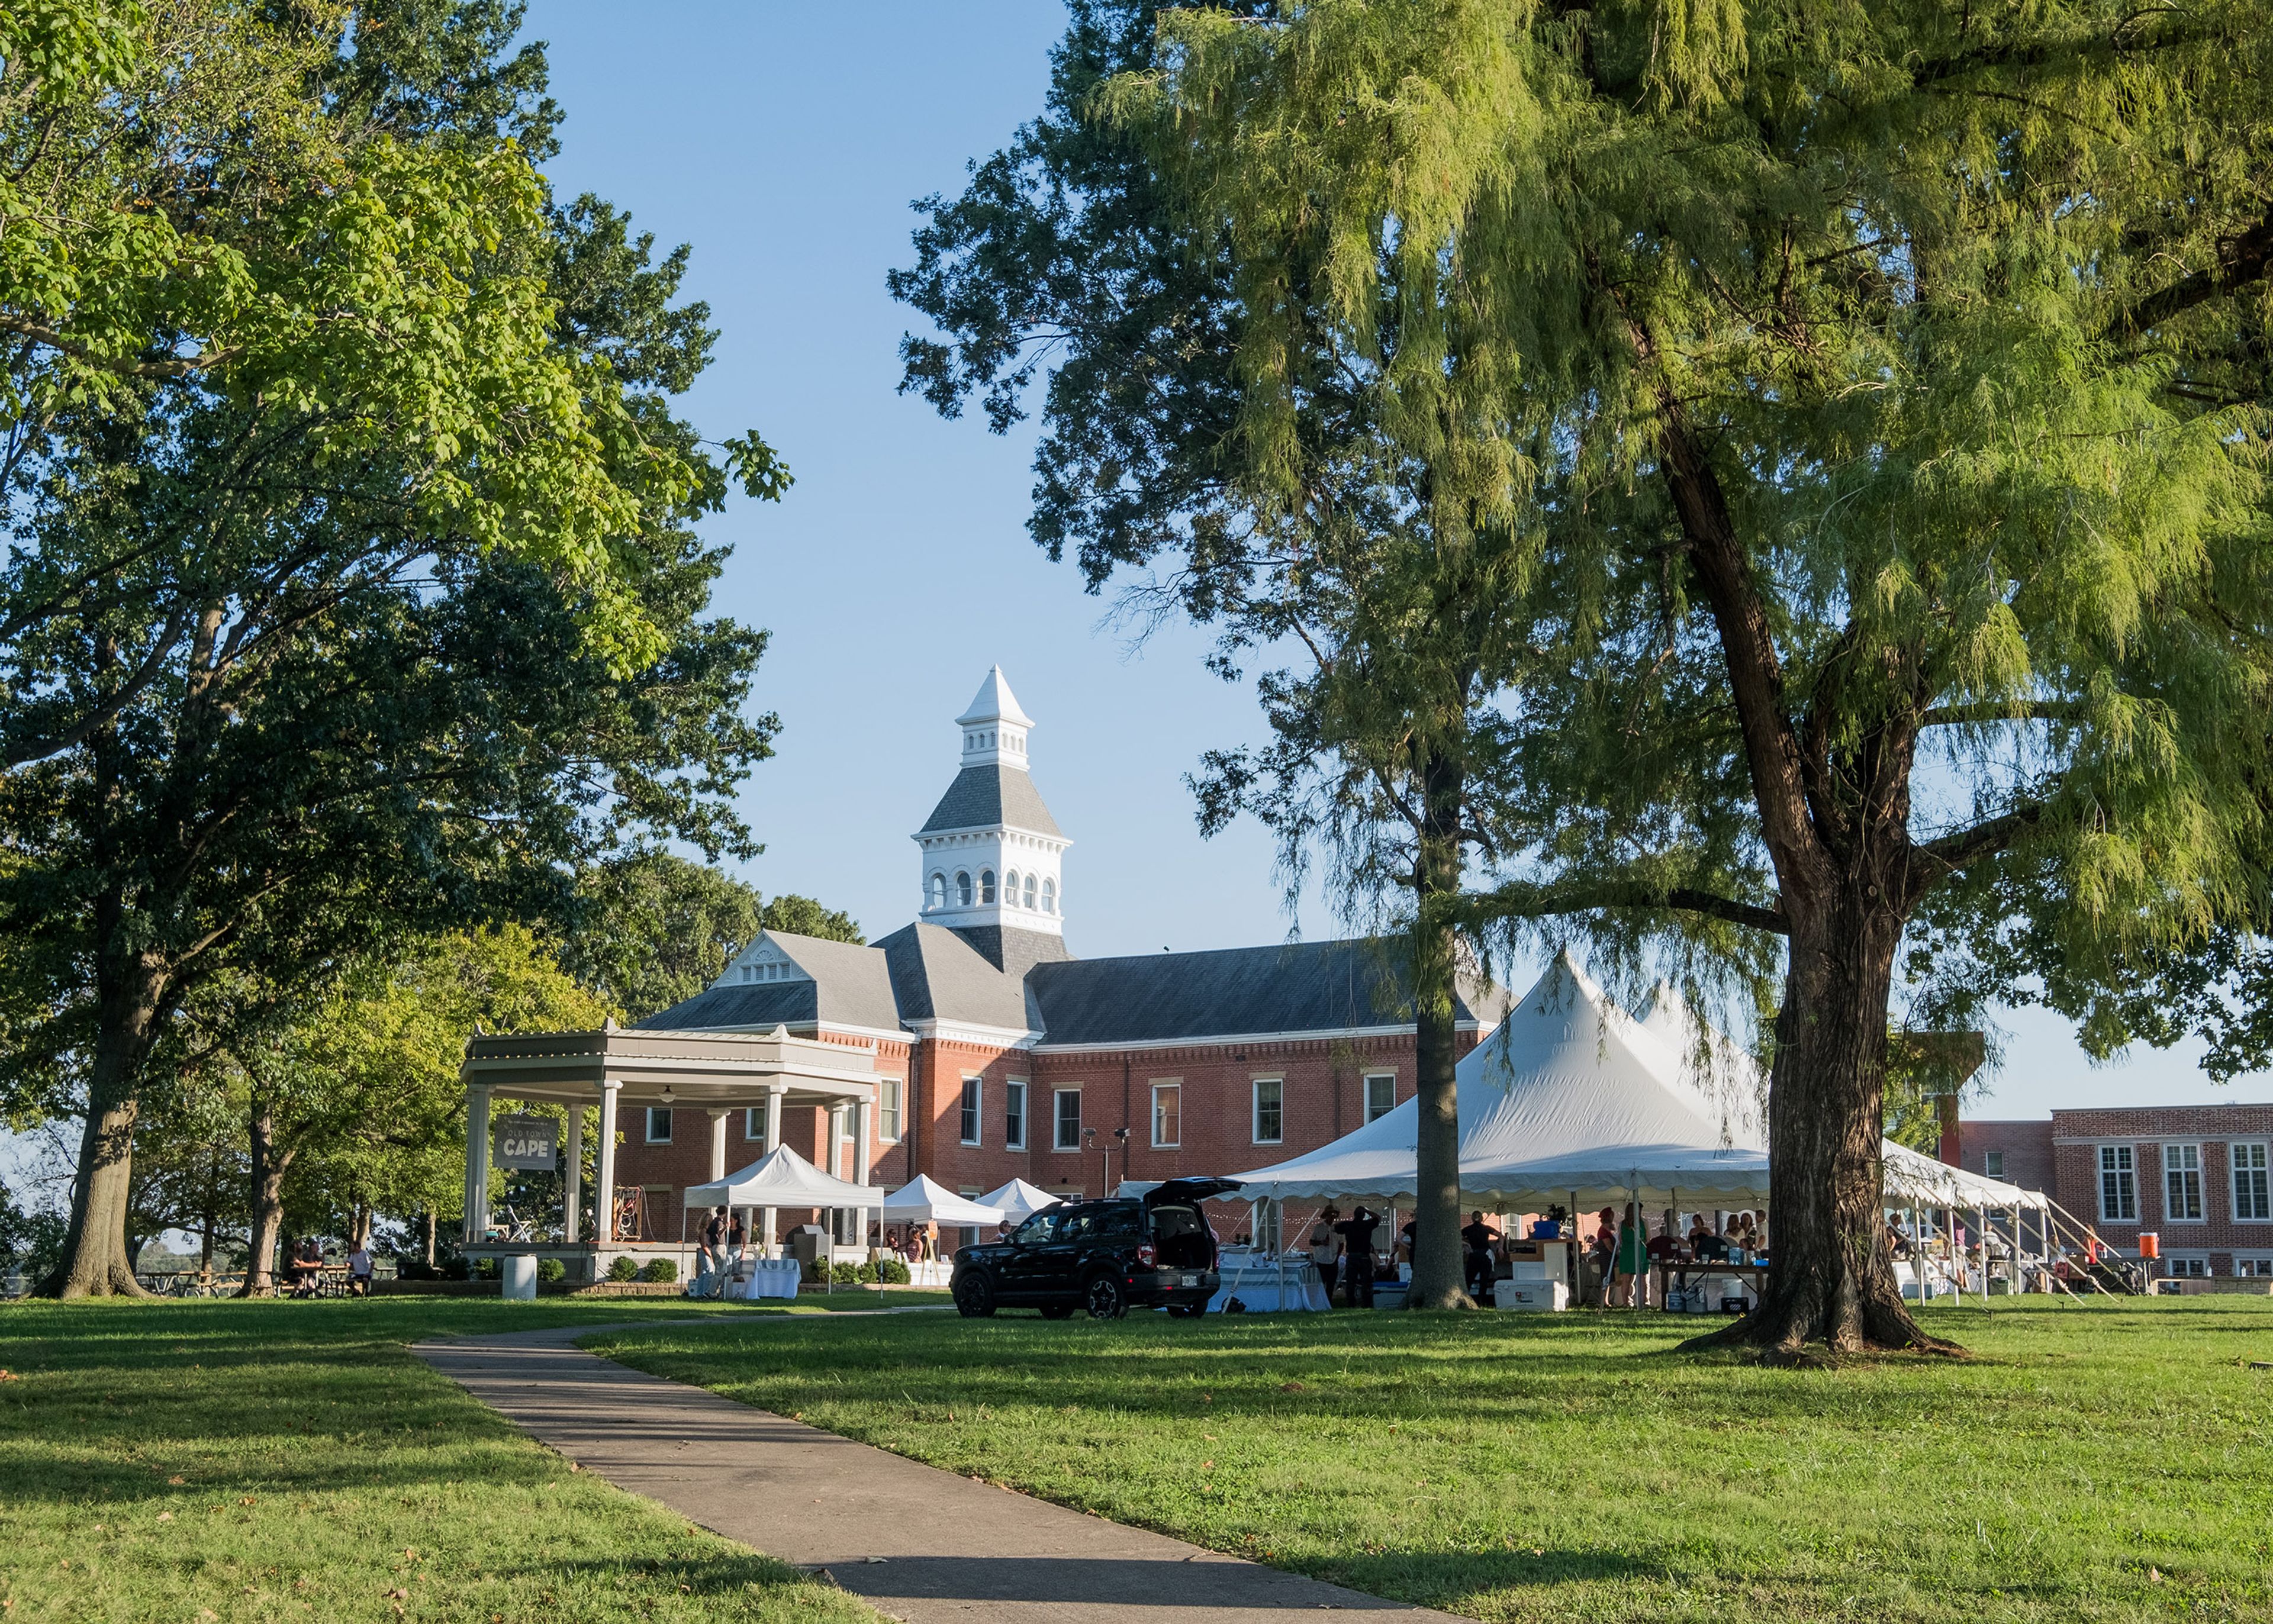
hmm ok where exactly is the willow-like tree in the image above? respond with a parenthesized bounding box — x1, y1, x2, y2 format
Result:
(907, 0, 2273, 1354)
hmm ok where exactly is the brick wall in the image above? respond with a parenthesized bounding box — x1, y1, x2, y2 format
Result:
(2045, 1102, 2273, 1272)
(1956, 1119, 2057, 1196)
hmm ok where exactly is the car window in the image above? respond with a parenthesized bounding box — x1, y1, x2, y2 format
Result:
(1012, 1211, 1061, 1246)
(1151, 1205, 1204, 1240)
(1094, 1205, 1142, 1237)
(1057, 1207, 1105, 1242)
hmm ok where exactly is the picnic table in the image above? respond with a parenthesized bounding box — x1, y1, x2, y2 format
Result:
(1650, 1259, 1768, 1310)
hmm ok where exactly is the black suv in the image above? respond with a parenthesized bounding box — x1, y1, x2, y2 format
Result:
(951, 1178, 1236, 1319)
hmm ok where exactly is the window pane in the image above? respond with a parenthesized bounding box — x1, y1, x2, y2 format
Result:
(1055, 1089, 1082, 1150)
(1254, 1078, 1283, 1143)
(1364, 1074, 1395, 1123)
(647, 1109, 672, 1144)
(880, 1080, 902, 1142)
(1005, 1080, 1026, 1149)
(980, 869, 996, 903)
(960, 1078, 980, 1146)
(1153, 1084, 1180, 1147)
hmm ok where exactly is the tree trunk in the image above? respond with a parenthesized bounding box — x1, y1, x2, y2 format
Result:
(239, 1097, 292, 1298)
(1407, 749, 1472, 1311)
(1685, 887, 1953, 1358)
(424, 1209, 436, 1269)
(41, 957, 165, 1298)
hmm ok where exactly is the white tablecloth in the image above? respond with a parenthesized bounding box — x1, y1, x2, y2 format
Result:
(739, 1258, 800, 1301)
(1209, 1255, 1331, 1313)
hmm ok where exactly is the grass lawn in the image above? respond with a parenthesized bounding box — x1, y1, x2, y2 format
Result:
(0, 1293, 939, 1623)
(591, 1297, 2273, 1624)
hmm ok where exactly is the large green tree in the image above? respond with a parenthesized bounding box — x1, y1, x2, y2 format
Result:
(8, 0, 785, 1297)
(904, 0, 2273, 1352)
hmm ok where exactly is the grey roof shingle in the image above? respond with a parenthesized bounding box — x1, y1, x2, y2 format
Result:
(1026, 939, 1505, 1048)
(874, 922, 1034, 1032)
(918, 765, 1064, 837)
(633, 932, 901, 1034)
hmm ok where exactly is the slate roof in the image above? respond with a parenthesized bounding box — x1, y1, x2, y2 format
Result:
(1026, 939, 1506, 1049)
(918, 765, 1064, 837)
(874, 922, 1035, 1032)
(634, 932, 902, 1034)
(635, 923, 1506, 1051)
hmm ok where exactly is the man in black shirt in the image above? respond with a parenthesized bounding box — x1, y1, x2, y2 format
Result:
(1461, 1211, 1499, 1301)
(1334, 1207, 1380, 1308)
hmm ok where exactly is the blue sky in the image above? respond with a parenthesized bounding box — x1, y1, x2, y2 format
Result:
(524, 2, 2262, 1121)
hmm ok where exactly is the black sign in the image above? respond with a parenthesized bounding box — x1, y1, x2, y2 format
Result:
(494, 1115, 559, 1171)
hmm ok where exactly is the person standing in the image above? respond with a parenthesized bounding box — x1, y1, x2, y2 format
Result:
(1612, 1209, 1647, 1308)
(1334, 1206, 1380, 1309)
(346, 1241, 374, 1298)
(700, 1207, 728, 1295)
(1460, 1211, 1499, 1301)
(1306, 1207, 1342, 1304)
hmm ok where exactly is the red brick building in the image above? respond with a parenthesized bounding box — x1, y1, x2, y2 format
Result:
(614, 669, 1504, 1244)
(1960, 1106, 2273, 1278)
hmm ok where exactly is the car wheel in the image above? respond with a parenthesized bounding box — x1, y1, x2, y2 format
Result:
(953, 1272, 997, 1318)
(1084, 1274, 1127, 1320)
(1039, 1304, 1076, 1320)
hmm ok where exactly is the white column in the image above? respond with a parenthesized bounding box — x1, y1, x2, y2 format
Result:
(707, 1107, 729, 1182)
(761, 1084, 785, 1256)
(564, 1103, 585, 1243)
(854, 1097, 873, 1257)
(462, 1086, 492, 1245)
(595, 1080, 621, 1246)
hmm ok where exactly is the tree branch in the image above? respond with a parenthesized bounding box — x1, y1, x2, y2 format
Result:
(1919, 700, 2085, 729)
(1910, 804, 2043, 898)
(2108, 211, 2273, 340)
(0, 313, 234, 381)
(1461, 878, 1788, 936)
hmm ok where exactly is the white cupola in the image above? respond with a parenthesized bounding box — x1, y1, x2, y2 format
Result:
(914, 666, 1068, 937)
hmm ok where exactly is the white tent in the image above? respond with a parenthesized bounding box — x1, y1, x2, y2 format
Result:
(880, 1174, 1006, 1226)
(977, 1178, 1062, 1222)
(1228, 955, 2050, 1214)
(1229, 954, 1768, 1207)
(1638, 984, 2047, 1212)
(683, 1143, 884, 1210)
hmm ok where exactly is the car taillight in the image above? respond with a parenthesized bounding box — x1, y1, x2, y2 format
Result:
(1137, 1241, 1156, 1267)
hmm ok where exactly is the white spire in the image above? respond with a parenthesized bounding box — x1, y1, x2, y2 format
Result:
(914, 666, 1067, 935)
(955, 664, 1033, 768)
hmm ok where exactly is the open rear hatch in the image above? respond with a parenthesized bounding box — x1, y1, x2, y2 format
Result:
(1144, 1178, 1239, 1269)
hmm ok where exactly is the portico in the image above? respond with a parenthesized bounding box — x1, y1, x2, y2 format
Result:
(458, 1023, 880, 1283)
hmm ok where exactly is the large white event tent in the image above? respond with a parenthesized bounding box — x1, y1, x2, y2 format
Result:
(978, 1178, 1063, 1222)
(1229, 955, 2045, 1214)
(880, 1174, 1006, 1227)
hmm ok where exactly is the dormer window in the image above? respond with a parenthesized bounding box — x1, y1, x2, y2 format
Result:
(1041, 877, 1056, 914)
(956, 870, 973, 906)
(980, 869, 997, 904)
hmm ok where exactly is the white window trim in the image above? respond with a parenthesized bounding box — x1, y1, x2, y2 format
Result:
(2098, 1143, 2137, 1224)
(1004, 1078, 1028, 1152)
(1052, 1087, 1083, 1153)
(2235, 1254, 2273, 1277)
(2162, 1142, 2206, 1223)
(645, 1108, 672, 1145)
(1251, 1075, 1284, 1146)
(2233, 1141, 2272, 1223)
(1363, 1071, 1397, 1124)
(2160, 1250, 2210, 1277)
(1151, 1080, 1182, 1149)
(877, 1078, 903, 1144)
(958, 1075, 983, 1148)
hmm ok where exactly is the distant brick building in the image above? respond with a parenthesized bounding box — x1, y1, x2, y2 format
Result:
(613, 669, 1503, 1244)
(1961, 1105, 2273, 1278)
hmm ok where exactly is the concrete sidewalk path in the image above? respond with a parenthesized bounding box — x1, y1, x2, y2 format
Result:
(414, 1323, 1467, 1624)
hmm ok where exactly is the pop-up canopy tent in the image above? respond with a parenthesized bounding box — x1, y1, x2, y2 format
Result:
(880, 1174, 1005, 1226)
(977, 1178, 1062, 1222)
(683, 1143, 885, 1210)
(1229, 956, 2048, 1213)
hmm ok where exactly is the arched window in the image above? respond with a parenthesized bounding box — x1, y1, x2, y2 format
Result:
(1041, 878, 1056, 914)
(1023, 873, 1037, 909)
(979, 869, 997, 904)
(928, 872, 946, 910)
(955, 871, 974, 906)
(1003, 869, 1020, 907)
